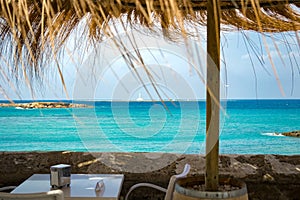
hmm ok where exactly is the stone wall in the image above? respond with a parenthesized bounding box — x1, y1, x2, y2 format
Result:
(0, 152, 299, 200)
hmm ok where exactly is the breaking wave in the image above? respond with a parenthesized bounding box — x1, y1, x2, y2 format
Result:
(261, 132, 284, 137)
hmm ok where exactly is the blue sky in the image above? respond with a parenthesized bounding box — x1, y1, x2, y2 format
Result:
(0, 29, 299, 100)
(223, 31, 299, 99)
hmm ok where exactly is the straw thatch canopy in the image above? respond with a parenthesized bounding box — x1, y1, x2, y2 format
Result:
(0, 0, 299, 78)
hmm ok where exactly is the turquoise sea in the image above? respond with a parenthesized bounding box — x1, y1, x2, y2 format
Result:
(0, 100, 299, 154)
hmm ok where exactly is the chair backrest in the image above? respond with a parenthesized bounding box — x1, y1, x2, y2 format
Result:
(125, 164, 191, 200)
(0, 190, 64, 200)
(164, 164, 191, 200)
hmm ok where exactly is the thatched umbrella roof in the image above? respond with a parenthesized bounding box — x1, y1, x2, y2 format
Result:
(0, 0, 299, 77)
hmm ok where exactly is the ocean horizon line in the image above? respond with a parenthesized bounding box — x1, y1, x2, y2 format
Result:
(0, 98, 299, 102)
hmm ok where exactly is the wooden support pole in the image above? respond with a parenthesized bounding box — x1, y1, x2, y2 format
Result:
(205, 0, 221, 191)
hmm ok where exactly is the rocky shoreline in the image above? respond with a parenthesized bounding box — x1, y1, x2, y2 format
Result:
(280, 130, 300, 137)
(0, 102, 92, 109)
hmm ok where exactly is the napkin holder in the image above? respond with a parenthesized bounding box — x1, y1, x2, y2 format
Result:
(50, 164, 71, 188)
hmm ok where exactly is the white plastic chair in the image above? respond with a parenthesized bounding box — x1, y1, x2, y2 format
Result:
(0, 190, 64, 200)
(125, 164, 191, 200)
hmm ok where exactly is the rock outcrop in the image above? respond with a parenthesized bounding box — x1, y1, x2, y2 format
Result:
(281, 130, 300, 137)
(0, 102, 91, 109)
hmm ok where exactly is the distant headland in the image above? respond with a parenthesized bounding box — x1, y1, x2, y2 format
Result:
(0, 102, 92, 109)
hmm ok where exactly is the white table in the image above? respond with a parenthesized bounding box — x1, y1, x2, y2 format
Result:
(11, 174, 124, 200)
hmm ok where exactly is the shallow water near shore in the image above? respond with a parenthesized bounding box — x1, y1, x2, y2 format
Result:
(0, 99, 299, 154)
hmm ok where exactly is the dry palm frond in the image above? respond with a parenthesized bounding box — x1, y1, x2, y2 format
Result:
(0, 0, 299, 79)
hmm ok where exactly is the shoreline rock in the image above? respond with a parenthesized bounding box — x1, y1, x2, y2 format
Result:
(0, 102, 92, 109)
(280, 130, 300, 138)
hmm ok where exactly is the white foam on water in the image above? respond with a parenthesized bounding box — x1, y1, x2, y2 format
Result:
(261, 132, 284, 137)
